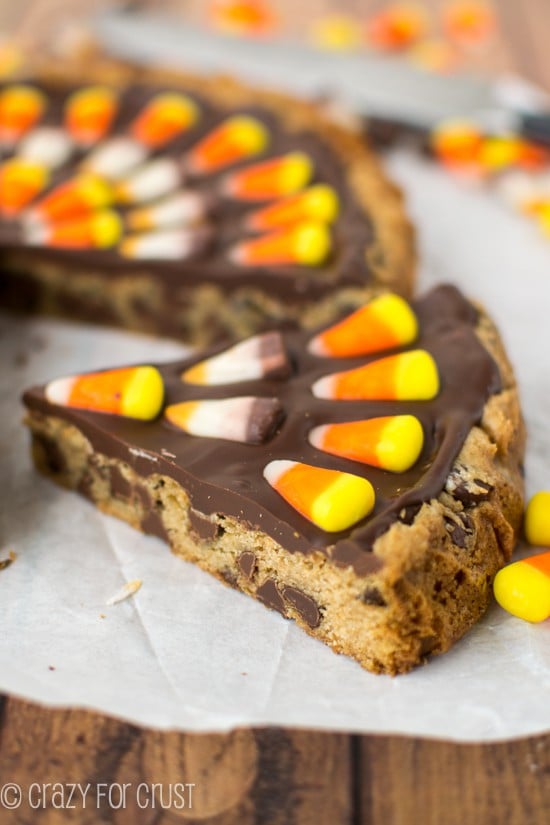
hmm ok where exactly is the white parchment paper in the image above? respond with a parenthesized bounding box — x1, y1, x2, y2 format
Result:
(2, 152, 550, 742)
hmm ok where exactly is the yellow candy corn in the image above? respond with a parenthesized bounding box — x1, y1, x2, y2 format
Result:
(45, 366, 164, 420)
(263, 460, 375, 532)
(524, 492, 550, 546)
(0, 158, 49, 215)
(65, 86, 118, 145)
(494, 551, 550, 623)
(247, 184, 339, 231)
(225, 151, 313, 201)
(26, 210, 122, 249)
(312, 349, 439, 401)
(130, 93, 198, 148)
(309, 294, 418, 358)
(231, 221, 331, 266)
(309, 415, 424, 473)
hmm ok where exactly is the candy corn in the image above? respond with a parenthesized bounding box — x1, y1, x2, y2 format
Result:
(524, 492, 550, 547)
(64, 86, 118, 145)
(247, 184, 339, 231)
(126, 191, 207, 232)
(225, 151, 313, 201)
(129, 93, 198, 148)
(493, 551, 550, 623)
(120, 227, 208, 260)
(25, 209, 122, 249)
(431, 119, 483, 167)
(186, 115, 269, 175)
(165, 396, 283, 444)
(443, 1, 496, 47)
(182, 331, 290, 385)
(308, 294, 418, 358)
(0, 159, 49, 216)
(26, 174, 113, 225)
(0, 85, 46, 146)
(114, 158, 182, 204)
(45, 366, 164, 420)
(82, 135, 150, 180)
(210, 0, 278, 37)
(309, 14, 361, 51)
(263, 460, 375, 532)
(365, 3, 428, 51)
(18, 127, 73, 169)
(312, 350, 439, 401)
(309, 415, 424, 473)
(230, 221, 331, 267)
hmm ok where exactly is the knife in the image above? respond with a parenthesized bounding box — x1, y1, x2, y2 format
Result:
(94, 9, 550, 147)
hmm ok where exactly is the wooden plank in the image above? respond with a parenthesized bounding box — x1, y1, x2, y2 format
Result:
(0, 696, 353, 824)
(357, 733, 550, 825)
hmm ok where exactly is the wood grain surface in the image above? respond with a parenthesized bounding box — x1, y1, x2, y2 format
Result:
(1, 2, 550, 823)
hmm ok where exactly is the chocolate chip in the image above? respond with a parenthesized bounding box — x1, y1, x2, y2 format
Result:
(257, 579, 286, 616)
(237, 551, 257, 580)
(109, 465, 132, 499)
(399, 503, 422, 525)
(282, 586, 321, 628)
(444, 513, 474, 548)
(220, 568, 238, 588)
(361, 587, 387, 607)
(141, 510, 169, 542)
(189, 508, 219, 541)
(34, 434, 66, 474)
(419, 635, 438, 656)
(446, 468, 493, 505)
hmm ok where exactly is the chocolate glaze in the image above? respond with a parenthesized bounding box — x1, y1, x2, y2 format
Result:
(1, 77, 377, 306)
(23, 285, 501, 576)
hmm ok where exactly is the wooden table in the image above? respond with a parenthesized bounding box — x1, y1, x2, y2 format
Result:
(1, 2, 550, 822)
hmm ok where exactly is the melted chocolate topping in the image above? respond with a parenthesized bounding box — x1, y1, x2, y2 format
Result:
(23, 285, 500, 576)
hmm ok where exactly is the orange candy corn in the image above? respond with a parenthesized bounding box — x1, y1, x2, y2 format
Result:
(308, 294, 418, 358)
(27, 175, 113, 224)
(225, 151, 313, 201)
(25, 210, 122, 249)
(64, 86, 118, 145)
(247, 184, 339, 231)
(309, 415, 424, 473)
(130, 93, 198, 148)
(45, 366, 164, 420)
(443, 1, 496, 47)
(230, 221, 331, 267)
(0, 85, 46, 145)
(312, 350, 439, 401)
(186, 115, 268, 175)
(431, 119, 483, 167)
(0, 159, 49, 216)
(210, 0, 278, 37)
(263, 460, 375, 532)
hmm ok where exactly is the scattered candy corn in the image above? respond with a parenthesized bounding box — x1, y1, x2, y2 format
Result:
(524, 492, 550, 547)
(18, 127, 73, 169)
(165, 396, 283, 444)
(225, 151, 313, 201)
(186, 116, 268, 175)
(443, 1, 496, 47)
(0, 85, 46, 145)
(209, 0, 278, 37)
(309, 14, 361, 51)
(312, 349, 439, 401)
(0, 159, 49, 216)
(478, 136, 522, 173)
(494, 551, 550, 623)
(126, 191, 207, 232)
(64, 86, 118, 146)
(308, 294, 418, 358)
(130, 93, 198, 148)
(45, 366, 164, 420)
(365, 3, 428, 51)
(263, 460, 375, 532)
(0, 43, 23, 79)
(182, 331, 290, 385)
(120, 227, 208, 260)
(114, 158, 182, 204)
(230, 221, 331, 266)
(26, 174, 113, 225)
(247, 184, 339, 231)
(309, 415, 424, 473)
(431, 119, 483, 167)
(25, 209, 122, 249)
